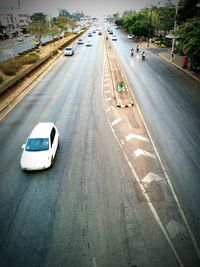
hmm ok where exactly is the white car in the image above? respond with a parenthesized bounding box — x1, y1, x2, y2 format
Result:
(64, 47, 74, 56)
(127, 34, 134, 39)
(17, 37, 24, 42)
(86, 40, 92, 47)
(77, 38, 84, 44)
(20, 122, 59, 171)
(112, 35, 117, 41)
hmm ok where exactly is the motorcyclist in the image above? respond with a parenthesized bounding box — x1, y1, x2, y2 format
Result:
(136, 45, 139, 53)
(142, 51, 145, 60)
(131, 48, 134, 56)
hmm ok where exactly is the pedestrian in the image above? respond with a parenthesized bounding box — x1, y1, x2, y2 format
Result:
(182, 55, 188, 68)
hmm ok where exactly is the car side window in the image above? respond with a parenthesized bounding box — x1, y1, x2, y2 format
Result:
(50, 127, 56, 147)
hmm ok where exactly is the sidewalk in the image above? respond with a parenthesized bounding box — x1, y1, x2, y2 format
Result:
(142, 41, 200, 83)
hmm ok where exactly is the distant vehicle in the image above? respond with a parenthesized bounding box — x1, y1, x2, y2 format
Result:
(86, 40, 92, 47)
(92, 30, 96, 33)
(98, 31, 102, 35)
(64, 47, 74, 56)
(17, 37, 24, 42)
(20, 122, 59, 171)
(112, 35, 117, 41)
(109, 30, 113, 35)
(77, 38, 84, 44)
(88, 33, 92, 37)
(127, 34, 134, 39)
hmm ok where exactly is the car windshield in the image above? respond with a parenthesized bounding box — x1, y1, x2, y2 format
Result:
(25, 138, 49, 151)
(65, 48, 72, 50)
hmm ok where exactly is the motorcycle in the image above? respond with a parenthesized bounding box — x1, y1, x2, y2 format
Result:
(142, 52, 145, 61)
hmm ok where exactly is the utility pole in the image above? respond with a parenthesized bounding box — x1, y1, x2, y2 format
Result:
(171, 2, 178, 61)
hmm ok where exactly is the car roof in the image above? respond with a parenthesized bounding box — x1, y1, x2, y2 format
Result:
(29, 122, 55, 138)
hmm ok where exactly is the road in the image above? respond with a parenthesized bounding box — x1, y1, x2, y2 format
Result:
(110, 27, 200, 251)
(0, 35, 55, 62)
(0, 28, 199, 267)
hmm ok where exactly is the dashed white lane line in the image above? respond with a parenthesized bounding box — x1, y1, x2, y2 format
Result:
(104, 78, 110, 82)
(126, 133, 149, 143)
(105, 97, 112, 101)
(132, 148, 156, 159)
(111, 117, 122, 126)
(104, 83, 110, 87)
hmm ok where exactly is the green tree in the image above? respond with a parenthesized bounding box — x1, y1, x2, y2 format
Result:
(30, 13, 46, 23)
(176, 16, 200, 71)
(29, 20, 49, 46)
(177, 0, 200, 24)
(29, 13, 49, 46)
(156, 5, 175, 35)
(55, 16, 75, 31)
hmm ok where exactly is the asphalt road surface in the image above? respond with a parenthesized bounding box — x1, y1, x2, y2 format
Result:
(0, 28, 200, 267)
(110, 27, 200, 255)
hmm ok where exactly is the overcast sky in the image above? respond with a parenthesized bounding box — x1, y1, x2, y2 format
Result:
(1, 0, 178, 17)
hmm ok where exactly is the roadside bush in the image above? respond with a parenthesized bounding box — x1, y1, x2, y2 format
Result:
(163, 39, 172, 47)
(19, 53, 40, 65)
(28, 52, 39, 58)
(155, 40, 161, 45)
(0, 60, 23, 76)
(23, 56, 38, 64)
(1, 66, 17, 76)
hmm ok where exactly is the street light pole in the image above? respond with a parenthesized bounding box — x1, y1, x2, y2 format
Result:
(171, 2, 179, 61)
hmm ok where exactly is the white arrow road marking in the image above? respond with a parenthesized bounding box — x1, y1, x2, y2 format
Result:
(111, 117, 122, 126)
(105, 97, 112, 101)
(166, 219, 188, 239)
(132, 148, 156, 159)
(142, 172, 164, 183)
(125, 133, 149, 142)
